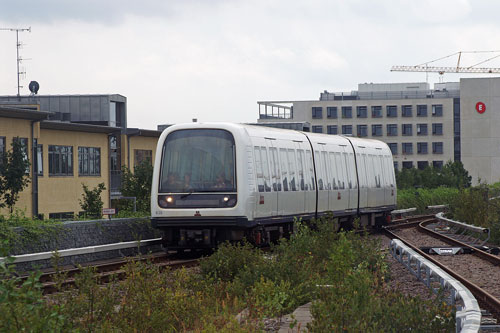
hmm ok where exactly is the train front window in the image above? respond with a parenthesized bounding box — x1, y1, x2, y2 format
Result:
(160, 129, 236, 193)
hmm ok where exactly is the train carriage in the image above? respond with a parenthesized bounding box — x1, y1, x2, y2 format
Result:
(151, 122, 396, 250)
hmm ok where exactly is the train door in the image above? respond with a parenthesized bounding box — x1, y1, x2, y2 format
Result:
(304, 149, 316, 214)
(340, 146, 353, 211)
(328, 151, 339, 212)
(366, 154, 377, 208)
(315, 145, 329, 213)
(357, 151, 368, 209)
(294, 143, 308, 215)
(253, 141, 277, 218)
(344, 148, 358, 211)
(266, 140, 281, 217)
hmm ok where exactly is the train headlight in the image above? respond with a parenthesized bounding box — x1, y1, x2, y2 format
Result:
(158, 195, 174, 208)
(223, 196, 229, 202)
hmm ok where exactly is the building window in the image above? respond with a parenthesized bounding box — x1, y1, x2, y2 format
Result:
(432, 104, 443, 117)
(402, 143, 413, 155)
(417, 124, 428, 136)
(417, 161, 429, 170)
(387, 124, 398, 136)
(0, 136, 5, 157)
(327, 125, 338, 134)
(356, 106, 367, 118)
(432, 142, 443, 154)
(312, 107, 323, 119)
(134, 149, 152, 165)
(372, 124, 382, 136)
(388, 143, 398, 155)
(402, 105, 412, 117)
(387, 105, 397, 117)
(357, 125, 368, 137)
(327, 107, 337, 119)
(402, 161, 413, 169)
(49, 145, 73, 176)
(312, 125, 323, 133)
(432, 123, 443, 135)
(417, 105, 427, 117)
(79, 147, 101, 176)
(371, 106, 382, 118)
(49, 212, 74, 220)
(341, 106, 352, 118)
(393, 161, 398, 171)
(342, 125, 352, 135)
(417, 142, 428, 154)
(402, 124, 413, 136)
(433, 161, 443, 169)
(37, 144, 43, 176)
(13, 137, 29, 173)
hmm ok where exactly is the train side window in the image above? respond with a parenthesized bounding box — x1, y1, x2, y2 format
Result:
(360, 154, 368, 188)
(279, 148, 289, 191)
(342, 152, 352, 189)
(349, 153, 357, 189)
(305, 150, 315, 191)
(270, 147, 282, 191)
(260, 146, 272, 192)
(329, 152, 338, 190)
(254, 147, 265, 192)
(288, 149, 297, 191)
(321, 151, 331, 190)
(335, 152, 345, 189)
(297, 149, 305, 191)
(315, 150, 324, 190)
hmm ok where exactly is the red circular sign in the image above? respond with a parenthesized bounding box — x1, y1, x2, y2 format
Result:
(476, 102, 486, 114)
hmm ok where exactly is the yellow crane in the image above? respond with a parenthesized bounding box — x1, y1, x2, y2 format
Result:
(391, 51, 500, 75)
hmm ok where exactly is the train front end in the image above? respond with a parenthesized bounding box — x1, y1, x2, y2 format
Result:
(151, 124, 251, 250)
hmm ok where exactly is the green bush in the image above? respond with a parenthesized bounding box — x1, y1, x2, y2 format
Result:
(397, 187, 459, 213)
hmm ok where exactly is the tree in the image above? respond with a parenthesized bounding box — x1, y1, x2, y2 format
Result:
(0, 138, 31, 213)
(120, 160, 153, 212)
(79, 182, 106, 219)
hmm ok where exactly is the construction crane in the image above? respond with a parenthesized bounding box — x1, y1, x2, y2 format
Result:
(391, 51, 500, 76)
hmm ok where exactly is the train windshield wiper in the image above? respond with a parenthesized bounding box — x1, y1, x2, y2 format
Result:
(180, 190, 194, 199)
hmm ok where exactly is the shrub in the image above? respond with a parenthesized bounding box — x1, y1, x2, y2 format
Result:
(79, 183, 106, 219)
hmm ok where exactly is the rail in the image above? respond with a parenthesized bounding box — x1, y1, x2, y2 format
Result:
(0, 238, 162, 264)
(390, 239, 481, 333)
(435, 212, 490, 246)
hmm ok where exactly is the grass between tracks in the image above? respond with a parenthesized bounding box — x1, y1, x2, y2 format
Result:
(0, 217, 455, 332)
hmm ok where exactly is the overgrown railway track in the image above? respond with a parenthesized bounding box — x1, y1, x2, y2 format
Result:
(385, 216, 500, 327)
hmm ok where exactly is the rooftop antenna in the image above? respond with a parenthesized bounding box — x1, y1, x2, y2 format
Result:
(0, 26, 31, 98)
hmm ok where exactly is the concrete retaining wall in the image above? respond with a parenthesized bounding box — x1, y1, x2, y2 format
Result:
(8, 217, 162, 272)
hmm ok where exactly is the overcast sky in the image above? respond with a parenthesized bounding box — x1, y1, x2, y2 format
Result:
(1, 0, 500, 130)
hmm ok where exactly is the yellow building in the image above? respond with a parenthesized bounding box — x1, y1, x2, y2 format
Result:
(0, 105, 161, 219)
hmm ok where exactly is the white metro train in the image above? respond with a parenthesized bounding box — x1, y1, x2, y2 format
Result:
(151, 122, 396, 250)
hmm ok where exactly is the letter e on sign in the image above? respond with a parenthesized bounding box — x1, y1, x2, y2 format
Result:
(476, 102, 486, 114)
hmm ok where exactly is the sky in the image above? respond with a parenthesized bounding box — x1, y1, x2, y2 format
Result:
(1, 0, 500, 130)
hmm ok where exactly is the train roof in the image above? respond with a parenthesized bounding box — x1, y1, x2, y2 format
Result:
(159, 122, 390, 152)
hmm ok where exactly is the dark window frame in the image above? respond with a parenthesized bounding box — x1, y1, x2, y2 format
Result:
(402, 105, 413, 117)
(356, 106, 367, 118)
(134, 149, 152, 166)
(312, 107, 323, 119)
(432, 123, 443, 135)
(402, 124, 413, 136)
(327, 107, 337, 119)
(341, 125, 352, 135)
(312, 125, 323, 133)
(386, 105, 397, 117)
(357, 125, 368, 137)
(387, 124, 398, 136)
(327, 125, 338, 134)
(417, 123, 428, 136)
(371, 124, 382, 136)
(388, 143, 398, 155)
(78, 146, 101, 176)
(432, 142, 444, 154)
(341, 106, 352, 119)
(432, 104, 443, 117)
(417, 142, 428, 154)
(371, 106, 382, 118)
(48, 145, 74, 176)
(402, 142, 413, 155)
(417, 105, 428, 117)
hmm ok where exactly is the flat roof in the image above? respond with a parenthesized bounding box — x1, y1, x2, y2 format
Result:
(0, 106, 52, 121)
(40, 121, 120, 134)
(125, 128, 162, 138)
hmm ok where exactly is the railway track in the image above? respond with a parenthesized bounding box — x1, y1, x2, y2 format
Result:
(31, 252, 200, 294)
(385, 216, 500, 328)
